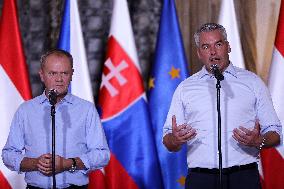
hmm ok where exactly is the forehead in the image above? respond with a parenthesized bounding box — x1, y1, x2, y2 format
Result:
(199, 30, 225, 45)
(43, 54, 72, 70)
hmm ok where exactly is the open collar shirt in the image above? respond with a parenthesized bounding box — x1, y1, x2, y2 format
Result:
(163, 63, 282, 168)
(2, 93, 110, 188)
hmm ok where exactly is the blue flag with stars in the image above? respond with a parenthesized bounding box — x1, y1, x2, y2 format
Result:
(148, 0, 189, 188)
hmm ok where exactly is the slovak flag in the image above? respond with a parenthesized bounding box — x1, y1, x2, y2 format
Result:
(98, 0, 163, 188)
(0, 0, 32, 188)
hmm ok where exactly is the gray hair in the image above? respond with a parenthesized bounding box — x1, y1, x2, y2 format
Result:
(40, 49, 73, 69)
(194, 23, 227, 47)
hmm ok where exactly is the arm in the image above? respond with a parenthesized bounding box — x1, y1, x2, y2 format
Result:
(78, 105, 110, 172)
(233, 122, 280, 149)
(233, 77, 281, 148)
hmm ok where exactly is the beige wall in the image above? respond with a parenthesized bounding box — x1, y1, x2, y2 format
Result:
(176, 0, 281, 83)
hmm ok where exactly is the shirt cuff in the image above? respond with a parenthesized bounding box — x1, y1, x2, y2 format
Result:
(15, 155, 26, 174)
(78, 154, 90, 175)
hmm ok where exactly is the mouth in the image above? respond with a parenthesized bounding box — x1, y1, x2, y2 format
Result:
(209, 57, 220, 62)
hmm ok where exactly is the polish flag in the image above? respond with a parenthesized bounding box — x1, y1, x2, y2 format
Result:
(260, 1, 284, 189)
(218, 0, 245, 69)
(0, 0, 32, 188)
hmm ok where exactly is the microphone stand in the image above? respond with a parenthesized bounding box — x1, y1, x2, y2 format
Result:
(51, 103, 56, 189)
(216, 78, 223, 189)
(48, 90, 57, 189)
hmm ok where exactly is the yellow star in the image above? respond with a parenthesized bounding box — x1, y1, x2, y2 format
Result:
(168, 66, 180, 79)
(148, 77, 155, 89)
(177, 175, 186, 186)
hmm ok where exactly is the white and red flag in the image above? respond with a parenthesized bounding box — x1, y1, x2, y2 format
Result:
(261, 1, 284, 189)
(0, 0, 32, 188)
(218, 0, 245, 69)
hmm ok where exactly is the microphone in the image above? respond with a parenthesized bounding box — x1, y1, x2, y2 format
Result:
(48, 89, 57, 105)
(210, 64, 224, 81)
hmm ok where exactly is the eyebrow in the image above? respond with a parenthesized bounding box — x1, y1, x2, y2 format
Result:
(201, 40, 224, 47)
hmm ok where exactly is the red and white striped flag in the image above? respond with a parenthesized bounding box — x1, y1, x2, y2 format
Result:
(260, 1, 284, 188)
(0, 0, 32, 188)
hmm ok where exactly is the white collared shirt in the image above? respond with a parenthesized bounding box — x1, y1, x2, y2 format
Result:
(163, 63, 282, 168)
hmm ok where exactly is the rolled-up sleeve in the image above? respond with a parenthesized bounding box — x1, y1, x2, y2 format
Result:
(163, 84, 186, 138)
(2, 106, 26, 173)
(79, 106, 110, 174)
(255, 77, 282, 138)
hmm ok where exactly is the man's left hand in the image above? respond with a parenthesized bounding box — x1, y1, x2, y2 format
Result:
(38, 154, 70, 176)
(232, 121, 262, 147)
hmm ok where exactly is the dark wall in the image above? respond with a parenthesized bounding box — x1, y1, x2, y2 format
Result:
(0, 0, 162, 99)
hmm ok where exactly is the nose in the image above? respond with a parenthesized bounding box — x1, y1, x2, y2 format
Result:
(209, 46, 216, 55)
(55, 73, 63, 82)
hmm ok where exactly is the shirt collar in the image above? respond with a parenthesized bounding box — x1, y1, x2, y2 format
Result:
(223, 63, 238, 78)
(198, 62, 238, 79)
(39, 91, 74, 105)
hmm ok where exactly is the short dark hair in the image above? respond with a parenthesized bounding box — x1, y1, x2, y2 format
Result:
(40, 49, 73, 69)
(194, 23, 227, 47)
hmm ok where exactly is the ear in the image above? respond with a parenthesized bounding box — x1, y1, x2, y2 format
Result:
(227, 42, 231, 53)
(196, 48, 201, 59)
(38, 69, 44, 82)
(70, 68, 74, 81)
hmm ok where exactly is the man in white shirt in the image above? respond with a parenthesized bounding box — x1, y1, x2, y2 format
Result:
(163, 23, 281, 189)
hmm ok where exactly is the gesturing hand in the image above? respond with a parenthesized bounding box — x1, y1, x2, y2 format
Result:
(232, 121, 262, 147)
(171, 115, 197, 146)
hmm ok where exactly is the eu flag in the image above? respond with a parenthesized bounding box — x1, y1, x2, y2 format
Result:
(148, 0, 189, 188)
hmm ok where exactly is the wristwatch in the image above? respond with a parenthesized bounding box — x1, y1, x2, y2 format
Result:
(69, 158, 77, 173)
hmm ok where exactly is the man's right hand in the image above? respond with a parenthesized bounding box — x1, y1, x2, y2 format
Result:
(163, 115, 197, 152)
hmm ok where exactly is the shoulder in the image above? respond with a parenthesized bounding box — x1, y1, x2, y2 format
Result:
(69, 94, 93, 106)
(68, 94, 98, 112)
(234, 66, 265, 85)
(177, 70, 203, 88)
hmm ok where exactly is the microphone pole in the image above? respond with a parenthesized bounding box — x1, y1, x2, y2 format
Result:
(210, 64, 224, 189)
(48, 89, 57, 189)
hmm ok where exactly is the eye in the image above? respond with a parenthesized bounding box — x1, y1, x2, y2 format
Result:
(216, 42, 223, 48)
(48, 72, 57, 76)
(202, 45, 209, 50)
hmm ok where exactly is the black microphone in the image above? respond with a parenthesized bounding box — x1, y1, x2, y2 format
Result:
(48, 89, 57, 105)
(210, 64, 224, 81)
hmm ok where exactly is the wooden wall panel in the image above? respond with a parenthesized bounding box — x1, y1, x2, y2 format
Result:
(176, 0, 281, 83)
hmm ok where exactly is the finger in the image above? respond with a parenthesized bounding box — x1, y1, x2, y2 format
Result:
(172, 115, 177, 132)
(234, 128, 247, 138)
(181, 130, 197, 141)
(233, 131, 248, 145)
(176, 125, 189, 137)
(239, 126, 252, 136)
(232, 132, 247, 144)
(232, 135, 247, 145)
(254, 120, 260, 132)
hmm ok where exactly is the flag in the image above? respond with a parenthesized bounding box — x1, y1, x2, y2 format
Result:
(98, 0, 163, 188)
(0, 0, 32, 188)
(218, 0, 245, 69)
(148, 0, 189, 188)
(57, 1, 106, 188)
(261, 1, 284, 188)
(57, 0, 93, 103)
